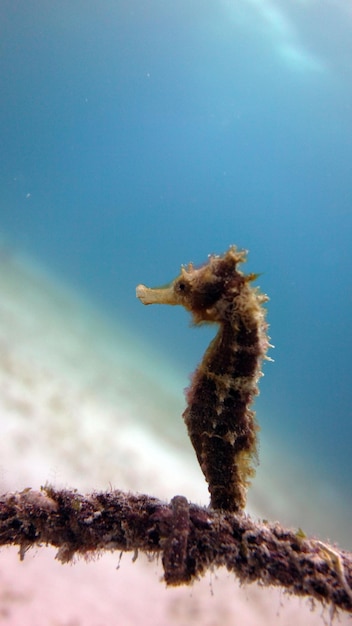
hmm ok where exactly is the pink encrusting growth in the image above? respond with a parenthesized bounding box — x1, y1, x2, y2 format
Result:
(136, 246, 270, 511)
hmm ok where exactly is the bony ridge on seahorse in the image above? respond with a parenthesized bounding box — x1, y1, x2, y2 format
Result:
(136, 246, 270, 512)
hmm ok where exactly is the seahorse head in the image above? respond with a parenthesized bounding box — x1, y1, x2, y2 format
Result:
(136, 246, 252, 324)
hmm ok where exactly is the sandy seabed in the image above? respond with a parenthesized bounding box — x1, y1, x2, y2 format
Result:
(0, 243, 350, 625)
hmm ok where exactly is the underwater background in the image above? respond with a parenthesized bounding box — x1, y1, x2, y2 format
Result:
(0, 2, 352, 622)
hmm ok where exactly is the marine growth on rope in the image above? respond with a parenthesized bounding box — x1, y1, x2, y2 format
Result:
(136, 246, 270, 512)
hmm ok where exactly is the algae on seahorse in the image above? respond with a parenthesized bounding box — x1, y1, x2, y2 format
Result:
(136, 246, 270, 512)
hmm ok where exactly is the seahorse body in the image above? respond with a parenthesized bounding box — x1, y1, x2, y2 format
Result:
(136, 246, 270, 511)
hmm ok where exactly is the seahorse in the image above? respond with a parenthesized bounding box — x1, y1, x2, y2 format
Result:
(136, 246, 270, 512)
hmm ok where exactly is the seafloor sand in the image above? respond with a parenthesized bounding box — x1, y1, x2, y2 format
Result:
(0, 243, 350, 625)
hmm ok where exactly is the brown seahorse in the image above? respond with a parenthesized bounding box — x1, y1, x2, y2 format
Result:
(136, 246, 270, 512)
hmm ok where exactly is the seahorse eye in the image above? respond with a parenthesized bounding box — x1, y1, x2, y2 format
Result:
(175, 280, 190, 294)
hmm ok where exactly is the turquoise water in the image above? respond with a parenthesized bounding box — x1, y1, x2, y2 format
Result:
(0, 2, 351, 528)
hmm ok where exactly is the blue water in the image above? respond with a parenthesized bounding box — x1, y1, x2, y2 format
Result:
(1, 1, 352, 514)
